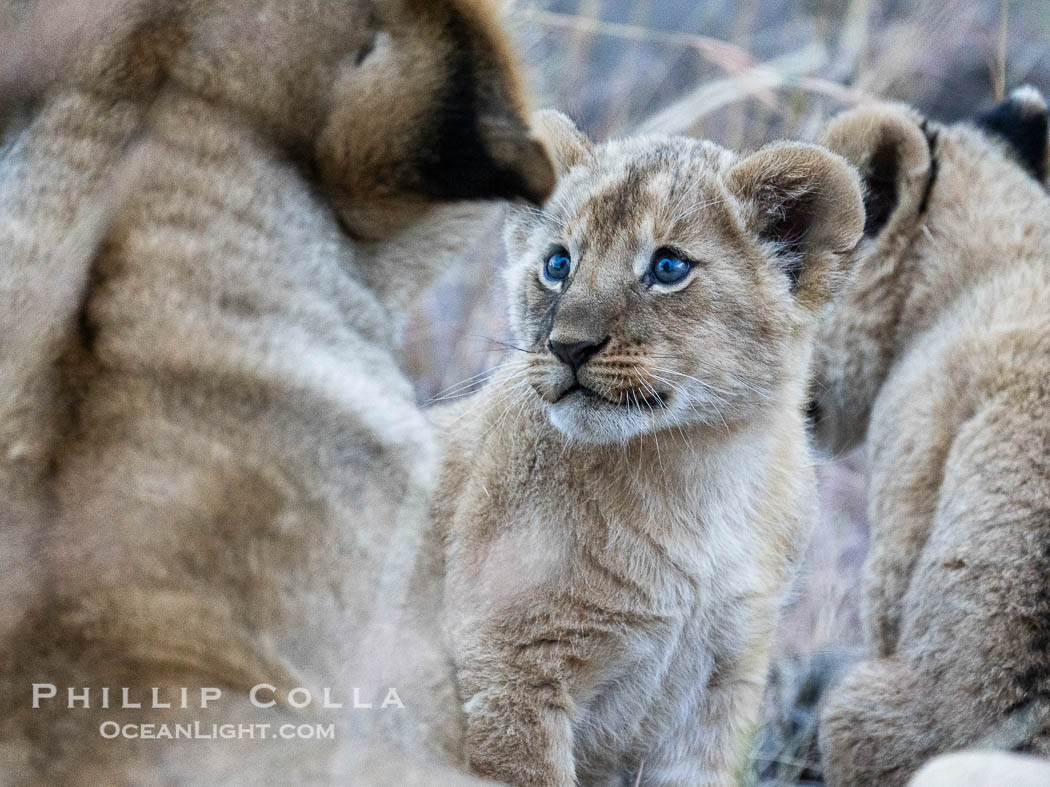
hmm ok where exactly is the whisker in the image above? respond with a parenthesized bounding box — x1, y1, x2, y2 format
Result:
(642, 357, 776, 401)
(650, 368, 733, 407)
(468, 334, 536, 355)
(650, 366, 745, 405)
(479, 379, 534, 442)
(649, 372, 735, 435)
(426, 358, 529, 404)
(439, 372, 531, 426)
(667, 193, 728, 225)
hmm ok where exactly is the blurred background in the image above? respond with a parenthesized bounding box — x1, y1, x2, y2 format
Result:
(401, 1, 1050, 783)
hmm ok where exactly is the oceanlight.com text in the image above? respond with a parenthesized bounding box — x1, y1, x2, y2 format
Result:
(98, 721, 337, 740)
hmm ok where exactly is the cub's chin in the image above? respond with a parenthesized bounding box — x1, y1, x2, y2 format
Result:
(545, 388, 661, 446)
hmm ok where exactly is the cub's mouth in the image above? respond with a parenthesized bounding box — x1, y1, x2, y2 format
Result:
(553, 383, 667, 409)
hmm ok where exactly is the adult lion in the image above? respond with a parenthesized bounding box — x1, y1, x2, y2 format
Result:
(0, 0, 552, 783)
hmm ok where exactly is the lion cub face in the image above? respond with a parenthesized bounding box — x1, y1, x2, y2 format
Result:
(504, 112, 864, 444)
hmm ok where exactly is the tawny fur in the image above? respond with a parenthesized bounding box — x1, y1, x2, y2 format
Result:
(811, 92, 1050, 786)
(433, 111, 864, 786)
(0, 1, 552, 784)
(908, 751, 1050, 787)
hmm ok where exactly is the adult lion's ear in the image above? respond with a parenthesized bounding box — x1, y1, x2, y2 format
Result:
(531, 109, 595, 180)
(504, 110, 593, 251)
(727, 142, 864, 310)
(820, 103, 933, 241)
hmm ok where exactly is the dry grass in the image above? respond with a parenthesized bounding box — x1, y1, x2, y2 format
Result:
(400, 1, 1050, 783)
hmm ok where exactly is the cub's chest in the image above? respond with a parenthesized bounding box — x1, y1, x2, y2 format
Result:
(465, 483, 762, 654)
(557, 476, 761, 594)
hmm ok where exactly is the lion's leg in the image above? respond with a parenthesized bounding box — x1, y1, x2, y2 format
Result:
(819, 657, 939, 787)
(864, 365, 967, 656)
(640, 618, 772, 787)
(458, 657, 576, 787)
(825, 395, 1050, 786)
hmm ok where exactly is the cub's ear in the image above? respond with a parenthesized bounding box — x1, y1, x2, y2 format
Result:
(727, 142, 864, 310)
(975, 85, 1049, 182)
(531, 109, 595, 179)
(820, 103, 933, 240)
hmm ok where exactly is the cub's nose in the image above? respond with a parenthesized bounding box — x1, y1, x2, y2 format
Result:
(548, 337, 610, 372)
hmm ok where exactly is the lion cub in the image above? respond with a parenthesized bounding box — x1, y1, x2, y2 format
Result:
(433, 112, 864, 786)
(810, 88, 1050, 786)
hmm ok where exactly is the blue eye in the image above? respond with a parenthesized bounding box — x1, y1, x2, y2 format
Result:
(544, 247, 572, 282)
(650, 250, 693, 285)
